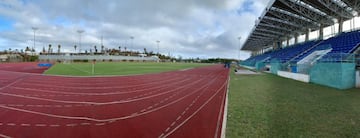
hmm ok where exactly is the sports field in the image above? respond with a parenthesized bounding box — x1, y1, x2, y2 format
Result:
(45, 62, 211, 76)
(227, 69, 360, 137)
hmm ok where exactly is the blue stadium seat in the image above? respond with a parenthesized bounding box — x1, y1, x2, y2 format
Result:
(242, 30, 360, 66)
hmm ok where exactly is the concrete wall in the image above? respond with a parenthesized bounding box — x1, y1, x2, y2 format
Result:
(356, 71, 360, 88)
(278, 71, 310, 83)
(310, 63, 355, 89)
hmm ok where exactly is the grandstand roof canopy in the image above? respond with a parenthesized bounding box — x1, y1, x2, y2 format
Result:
(241, 0, 360, 51)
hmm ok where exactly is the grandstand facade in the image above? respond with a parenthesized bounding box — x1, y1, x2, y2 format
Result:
(241, 0, 360, 89)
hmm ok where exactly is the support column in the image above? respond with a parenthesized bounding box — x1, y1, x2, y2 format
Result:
(273, 42, 277, 50)
(294, 34, 298, 44)
(319, 24, 324, 40)
(305, 29, 310, 41)
(338, 18, 343, 33)
(286, 37, 290, 47)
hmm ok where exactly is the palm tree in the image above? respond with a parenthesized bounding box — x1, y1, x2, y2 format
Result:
(94, 45, 97, 53)
(101, 45, 104, 53)
(74, 45, 77, 53)
(42, 46, 46, 53)
(144, 48, 147, 54)
(118, 46, 121, 52)
(48, 44, 52, 53)
(25, 46, 30, 52)
(58, 44, 61, 54)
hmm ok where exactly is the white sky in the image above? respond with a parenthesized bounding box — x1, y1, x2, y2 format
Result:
(0, 0, 272, 59)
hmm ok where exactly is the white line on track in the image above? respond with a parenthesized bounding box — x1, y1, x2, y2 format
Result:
(0, 76, 27, 90)
(0, 78, 204, 105)
(0, 77, 215, 123)
(215, 77, 229, 138)
(17, 74, 183, 90)
(160, 79, 227, 138)
(10, 77, 192, 96)
(0, 133, 11, 138)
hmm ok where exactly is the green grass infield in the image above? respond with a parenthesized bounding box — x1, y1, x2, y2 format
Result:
(44, 62, 210, 76)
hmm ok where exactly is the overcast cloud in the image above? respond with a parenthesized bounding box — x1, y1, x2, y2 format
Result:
(0, 0, 270, 59)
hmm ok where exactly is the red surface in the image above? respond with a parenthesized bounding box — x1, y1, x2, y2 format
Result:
(0, 62, 50, 74)
(0, 63, 229, 138)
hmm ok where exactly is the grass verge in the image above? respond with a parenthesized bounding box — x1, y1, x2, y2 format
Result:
(226, 70, 360, 137)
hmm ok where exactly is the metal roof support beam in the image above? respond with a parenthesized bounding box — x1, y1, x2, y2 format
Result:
(269, 7, 319, 29)
(256, 29, 284, 36)
(317, 0, 354, 19)
(340, 0, 360, 15)
(261, 19, 305, 34)
(253, 32, 278, 38)
(263, 16, 304, 29)
(250, 36, 273, 40)
(258, 23, 293, 33)
(278, 0, 334, 25)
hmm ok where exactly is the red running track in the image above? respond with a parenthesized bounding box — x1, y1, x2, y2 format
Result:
(0, 63, 229, 138)
(0, 62, 50, 74)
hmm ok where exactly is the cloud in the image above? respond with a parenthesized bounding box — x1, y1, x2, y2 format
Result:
(0, 0, 270, 59)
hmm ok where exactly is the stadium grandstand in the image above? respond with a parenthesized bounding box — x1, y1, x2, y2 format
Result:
(240, 0, 360, 89)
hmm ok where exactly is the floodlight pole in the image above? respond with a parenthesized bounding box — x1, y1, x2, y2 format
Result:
(238, 36, 241, 61)
(156, 40, 160, 56)
(130, 36, 134, 56)
(77, 30, 85, 53)
(32, 27, 38, 54)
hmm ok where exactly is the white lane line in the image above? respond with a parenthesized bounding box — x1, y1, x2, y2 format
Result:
(95, 123, 106, 126)
(35, 124, 47, 127)
(66, 124, 77, 127)
(7, 76, 191, 102)
(11, 76, 191, 96)
(220, 77, 230, 138)
(20, 124, 31, 127)
(50, 124, 60, 127)
(0, 77, 213, 123)
(160, 80, 227, 138)
(216, 78, 229, 138)
(0, 78, 203, 106)
(16, 75, 182, 90)
(0, 133, 11, 138)
(6, 123, 15, 126)
(0, 76, 27, 90)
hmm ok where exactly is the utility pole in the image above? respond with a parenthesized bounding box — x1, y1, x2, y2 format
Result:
(156, 40, 160, 56)
(32, 27, 38, 54)
(238, 36, 242, 61)
(77, 30, 85, 53)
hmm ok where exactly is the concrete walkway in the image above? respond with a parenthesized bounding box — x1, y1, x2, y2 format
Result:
(234, 69, 260, 75)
